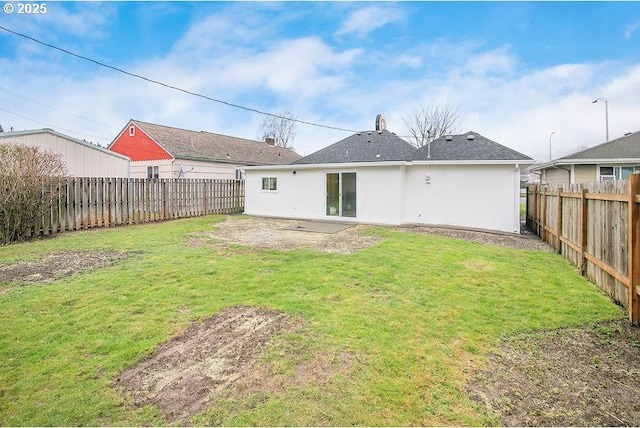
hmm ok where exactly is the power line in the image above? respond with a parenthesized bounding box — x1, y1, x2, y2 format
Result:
(0, 106, 112, 142)
(0, 25, 358, 134)
(0, 87, 119, 130)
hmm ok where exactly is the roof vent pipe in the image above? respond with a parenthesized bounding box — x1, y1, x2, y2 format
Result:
(467, 134, 475, 141)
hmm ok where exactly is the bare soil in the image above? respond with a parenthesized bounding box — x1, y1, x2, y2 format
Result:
(467, 319, 640, 426)
(0, 250, 136, 288)
(396, 224, 552, 251)
(114, 306, 300, 424)
(3, 217, 638, 425)
(188, 217, 382, 254)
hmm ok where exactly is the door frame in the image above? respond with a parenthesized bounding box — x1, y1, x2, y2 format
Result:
(325, 171, 357, 218)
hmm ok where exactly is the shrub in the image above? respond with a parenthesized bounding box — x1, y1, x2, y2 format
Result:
(0, 144, 67, 245)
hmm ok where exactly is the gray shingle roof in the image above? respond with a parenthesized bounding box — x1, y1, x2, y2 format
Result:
(132, 120, 301, 165)
(410, 132, 533, 162)
(560, 131, 640, 160)
(292, 130, 416, 164)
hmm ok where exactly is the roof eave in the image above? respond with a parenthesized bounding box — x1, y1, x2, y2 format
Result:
(532, 158, 640, 171)
(411, 159, 534, 166)
(244, 160, 409, 170)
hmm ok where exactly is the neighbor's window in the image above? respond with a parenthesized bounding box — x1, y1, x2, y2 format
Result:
(599, 166, 640, 181)
(618, 166, 636, 180)
(261, 177, 277, 191)
(129, 125, 136, 136)
(147, 165, 159, 179)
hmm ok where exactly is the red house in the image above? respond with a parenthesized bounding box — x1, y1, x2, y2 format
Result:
(108, 120, 300, 179)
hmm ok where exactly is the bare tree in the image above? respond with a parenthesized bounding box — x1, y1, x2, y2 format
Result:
(402, 102, 462, 148)
(0, 144, 67, 245)
(258, 111, 297, 150)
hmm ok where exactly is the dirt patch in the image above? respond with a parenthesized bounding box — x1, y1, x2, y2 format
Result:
(397, 224, 552, 251)
(467, 319, 640, 426)
(0, 250, 137, 285)
(190, 217, 382, 254)
(115, 306, 298, 423)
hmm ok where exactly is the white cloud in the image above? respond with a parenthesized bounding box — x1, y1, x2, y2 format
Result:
(625, 21, 640, 39)
(3, 3, 640, 162)
(335, 5, 405, 38)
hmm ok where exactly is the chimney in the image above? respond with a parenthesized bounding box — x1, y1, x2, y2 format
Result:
(375, 113, 387, 131)
(265, 137, 276, 146)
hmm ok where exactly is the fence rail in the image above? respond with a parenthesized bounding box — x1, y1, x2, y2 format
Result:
(527, 175, 640, 325)
(32, 177, 244, 236)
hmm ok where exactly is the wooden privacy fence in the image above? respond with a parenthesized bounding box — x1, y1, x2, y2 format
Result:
(33, 177, 244, 236)
(527, 175, 640, 325)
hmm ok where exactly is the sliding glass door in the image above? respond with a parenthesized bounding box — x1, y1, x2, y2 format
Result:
(326, 172, 356, 217)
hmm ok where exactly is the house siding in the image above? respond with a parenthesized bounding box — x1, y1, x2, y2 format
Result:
(574, 164, 596, 183)
(0, 130, 130, 177)
(404, 164, 520, 233)
(245, 165, 405, 225)
(129, 159, 240, 179)
(543, 167, 571, 185)
(245, 163, 522, 233)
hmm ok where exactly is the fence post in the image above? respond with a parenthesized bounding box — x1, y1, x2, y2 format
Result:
(580, 188, 588, 275)
(541, 187, 547, 243)
(556, 189, 563, 254)
(627, 174, 640, 325)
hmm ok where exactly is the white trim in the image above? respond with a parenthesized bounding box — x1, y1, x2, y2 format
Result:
(411, 159, 532, 166)
(533, 158, 640, 172)
(244, 161, 407, 171)
(244, 159, 531, 172)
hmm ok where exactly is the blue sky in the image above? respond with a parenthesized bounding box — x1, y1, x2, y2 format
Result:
(1, 1, 640, 161)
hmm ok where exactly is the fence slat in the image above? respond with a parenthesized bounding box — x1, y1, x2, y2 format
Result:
(527, 177, 640, 325)
(17, 177, 244, 243)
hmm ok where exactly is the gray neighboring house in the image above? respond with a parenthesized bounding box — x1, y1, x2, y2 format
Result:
(533, 131, 640, 184)
(0, 128, 131, 177)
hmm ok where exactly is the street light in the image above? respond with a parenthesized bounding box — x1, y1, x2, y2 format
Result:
(592, 98, 609, 142)
(549, 131, 555, 161)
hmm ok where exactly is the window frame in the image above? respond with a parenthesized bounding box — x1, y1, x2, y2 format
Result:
(261, 177, 277, 191)
(147, 165, 160, 179)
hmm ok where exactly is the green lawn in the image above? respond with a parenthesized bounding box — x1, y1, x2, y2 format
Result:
(0, 215, 623, 426)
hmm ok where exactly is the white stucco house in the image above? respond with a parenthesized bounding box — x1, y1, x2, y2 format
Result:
(0, 128, 131, 177)
(243, 124, 534, 234)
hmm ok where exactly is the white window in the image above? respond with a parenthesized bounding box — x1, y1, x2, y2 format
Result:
(599, 166, 615, 181)
(599, 166, 640, 181)
(129, 125, 136, 137)
(235, 169, 244, 180)
(147, 165, 159, 179)
(261, 177, 277, 191)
